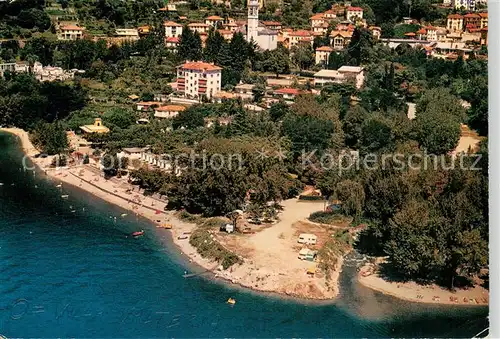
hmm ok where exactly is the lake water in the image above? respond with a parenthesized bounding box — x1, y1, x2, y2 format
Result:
(0, 132, 488, 337)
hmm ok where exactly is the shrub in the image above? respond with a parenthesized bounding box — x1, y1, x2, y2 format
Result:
(309, 210, 344, 224)
(189, 229, 242, 269)
(177, 210, 202, 224)
(298, 195, 325, 201)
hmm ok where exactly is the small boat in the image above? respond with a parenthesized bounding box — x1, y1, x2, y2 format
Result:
(177, 235, 188, 240)
(0, 183, 4, 186)
(121, 213, 128, 217)
(132, 230, 144, 237)
(227, 298, 236, 305)
(56, 184, 62, 188)
(61, 195, 69, 199)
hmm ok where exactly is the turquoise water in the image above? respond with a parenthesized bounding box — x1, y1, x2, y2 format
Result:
(0, 132, 488, 337)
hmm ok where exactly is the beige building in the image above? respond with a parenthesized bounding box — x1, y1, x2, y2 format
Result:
(369, 26, 381, 40)
(80, 118, 110, 134)
(288, 30, 314, 48)
(310, 14, 326, 28)
(188, 23, 210, 34)
(346, 6, 363, 22)
(315, 46, 333, 66)
(464, 13, 481, 30)
(479, 12, 488, 28)
(205, 15, 224, 27)
(330, 30, 352, 50)
(425, 26, 439, 41)
(164, 21, 183, 38)
(176, 61, 222, 99)
(58, 25, 85, 40)
(154, 105, 186, 119)
(447, 14, 464, 32)
(314, 66, 365, 89)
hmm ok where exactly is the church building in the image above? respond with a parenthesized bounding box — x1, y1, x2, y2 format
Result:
(246, 0, 278, 50)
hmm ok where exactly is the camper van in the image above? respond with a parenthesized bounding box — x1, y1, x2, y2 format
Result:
(298, 248, 317, 261)
(298, 233, 317, 245)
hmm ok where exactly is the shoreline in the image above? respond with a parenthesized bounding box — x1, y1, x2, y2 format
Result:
(357, 263, 489, 306)
(0, 127, 341, 301)
(0, 127, 489, 306)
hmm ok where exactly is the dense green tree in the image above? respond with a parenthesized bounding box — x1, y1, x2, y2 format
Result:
(21, 37, 53, 65)
(327, 51, 345, 70)
(263, 45, 290, 78)
(269, 101, 290, 122)
(343, 105, 367, 148)
(103, 107, 136, 129)
(415, 89, 464, 154)
(359, 114, 395, 154)
(16, 8, 50, 30)
(31, 122, 69, 155)
(203, 29, 225, 63)
(172, 107, 205, 130)
(346, 28, 374, 66)
(178, 27, 202, 61)
(336, 179, 365, 218)
(291, 45, 314, 70)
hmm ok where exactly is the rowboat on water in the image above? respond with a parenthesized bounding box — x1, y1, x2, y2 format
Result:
(61, 195, 69, 199)
(132, 230, 144, 237)
(227, 298, 236, 305)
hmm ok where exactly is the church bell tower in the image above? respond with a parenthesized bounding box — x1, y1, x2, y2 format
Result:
(247, 0, 259, 42)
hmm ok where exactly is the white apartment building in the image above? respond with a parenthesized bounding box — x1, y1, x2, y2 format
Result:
(315, 46, 333, 66)
(176, 61, 222, 99)
(205, 15, 223, 27)
(187, 22, 210, 34)
(314, 66, 365, 89)
(346, 6, 363, 22)
(58, 25, 85, 40)
(452, 0, 476, 10)
(426, 26, 438, 41)
(164, 21, 183, 38)
(154, 105, 186, 119)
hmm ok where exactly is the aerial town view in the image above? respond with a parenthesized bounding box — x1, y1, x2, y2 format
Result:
(0, 0, 490, 337)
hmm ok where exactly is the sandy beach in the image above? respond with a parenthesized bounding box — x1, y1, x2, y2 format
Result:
(0, 127, 489, 305)
(358, 263, 489, 306)
(0, 127, 345, 300)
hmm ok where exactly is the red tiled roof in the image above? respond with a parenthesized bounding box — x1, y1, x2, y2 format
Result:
(164, 21, 182, 27)
(416, 28, 426, 34)
(206, 15, 223, 20)
(188, 22, 209, 27)
(290, 29, 312, 37)
(479, 12, 488, 18)
(347, 6, 363, 11)
(310, 14, 324, 20)
(316, 46, 333, 51)
(156, 105, 186, 112)
(404, 32, 416, 36)
(178, 61, 222, 71)
(447, 14, 463, 19)
(61, 25, 84, 30)
(426, 26, 438, 31)
(275, 88, 303, 95)
(464, 13, 480, 18)
(166, 36, 180, 43)
(262, 21, 282, 26)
